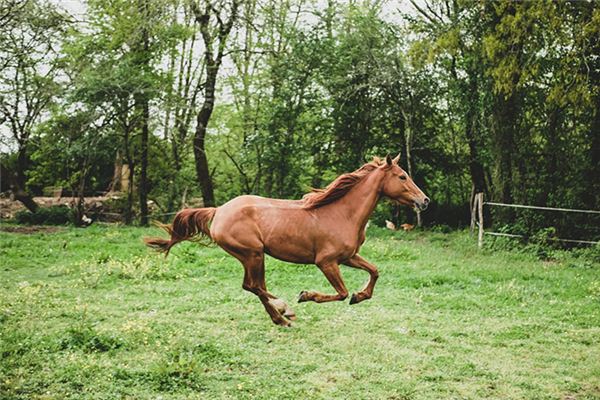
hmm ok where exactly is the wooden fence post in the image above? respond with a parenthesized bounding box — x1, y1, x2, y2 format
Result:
(477, 192, 484, 248)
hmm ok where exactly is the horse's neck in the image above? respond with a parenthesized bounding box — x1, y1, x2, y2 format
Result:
(335, 170, 383, 230)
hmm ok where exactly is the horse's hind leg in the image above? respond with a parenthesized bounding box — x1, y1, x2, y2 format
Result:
(342, 254, 379, 304)
(298, 262, 349, 303)
(237, 249, 295, 326)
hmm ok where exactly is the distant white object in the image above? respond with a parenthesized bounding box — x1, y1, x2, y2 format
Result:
(385, 220, 397, 231)
(81, 214, 92, 225)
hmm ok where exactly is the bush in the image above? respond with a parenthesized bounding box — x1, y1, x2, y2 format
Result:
(430, 224, 452, 233)
(103, 195, 129, 214)
(15, 205, 74, 225)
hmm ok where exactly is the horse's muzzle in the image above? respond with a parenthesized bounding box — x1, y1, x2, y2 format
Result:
(414, 197, 430, 211)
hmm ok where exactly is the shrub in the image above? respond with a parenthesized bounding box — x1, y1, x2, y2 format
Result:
(15, 205, 74, 225)
(430, 224, 452, 233)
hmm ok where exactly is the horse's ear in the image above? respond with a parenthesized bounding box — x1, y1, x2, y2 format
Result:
(385, 154, 392, 166)
(392, 152, 401, 164)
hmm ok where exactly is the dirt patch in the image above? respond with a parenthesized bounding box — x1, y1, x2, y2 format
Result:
(0, 196, 114, 218)
(0, 225, 64, 234)
(0, 195, 128, 222)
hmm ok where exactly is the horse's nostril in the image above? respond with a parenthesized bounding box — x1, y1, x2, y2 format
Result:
(424, 197, 430, 205)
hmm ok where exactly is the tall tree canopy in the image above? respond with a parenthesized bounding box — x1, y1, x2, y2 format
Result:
(1, 0, 598, 242)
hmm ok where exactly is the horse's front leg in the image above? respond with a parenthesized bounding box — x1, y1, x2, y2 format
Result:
(298, 262, 349, 303)
(342, 254, 379, 304)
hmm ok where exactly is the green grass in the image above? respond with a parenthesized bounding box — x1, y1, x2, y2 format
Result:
(1, 224, 599, 399)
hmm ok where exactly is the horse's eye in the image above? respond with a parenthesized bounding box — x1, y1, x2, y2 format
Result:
(399, 175, 407, 180)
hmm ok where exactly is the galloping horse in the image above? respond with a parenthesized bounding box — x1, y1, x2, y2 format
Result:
(145, 154, 429, 326)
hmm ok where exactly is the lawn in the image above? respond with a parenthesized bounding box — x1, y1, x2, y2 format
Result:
(0, 224, 599, 399)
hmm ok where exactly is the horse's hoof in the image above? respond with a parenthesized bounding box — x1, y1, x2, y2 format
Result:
(284, 311, 297, 321)
(349, 293, 359, 305)
(269, 298, 288, 314)
(271, 316, 292, 327)
(278, 320, 292, 328)
(298, 291, 308, 303)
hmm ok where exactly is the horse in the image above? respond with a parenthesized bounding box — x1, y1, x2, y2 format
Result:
(145, 154, 429, 326)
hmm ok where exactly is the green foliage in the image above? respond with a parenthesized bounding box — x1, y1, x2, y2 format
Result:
(14, 206, 74, 225)
(28, 111, 117, 195)
(3, 0, 599, 238)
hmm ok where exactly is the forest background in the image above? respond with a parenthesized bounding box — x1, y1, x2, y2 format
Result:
(1, 0, 599, 242)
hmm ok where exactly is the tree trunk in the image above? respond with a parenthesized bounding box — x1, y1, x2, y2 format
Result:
(191, 0, 239, 207)
(464, 68, 487, 195)
(11, 145, 38, 212)
(136, 0, 150, 226)
(11, 187, 39, 213)
(108, 150, 123, 193)
(193, 62, 217, 207)
(138, 95, 149, 225)
(126, 165, 135, 225)
(123, 126, 134, 225)
(492, 92, 517, 207)
(583, 2, 600, 209)
(486, 2, 523, 222)
(74, 169, 87, 227)
(589, 86, 600, 208)
(538, 106, 562, 206)
(402, 109, 421, 227)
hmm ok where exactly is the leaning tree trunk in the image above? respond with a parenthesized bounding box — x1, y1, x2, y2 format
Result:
(191, 0, 239, 207)
(11, 145, 39, 212)
(193, 64, 216, 207)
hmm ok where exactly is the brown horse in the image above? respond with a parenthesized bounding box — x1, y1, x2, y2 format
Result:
(145, 154, 429, 326)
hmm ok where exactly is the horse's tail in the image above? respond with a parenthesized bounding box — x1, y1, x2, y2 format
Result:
(144, 207, 217, 255)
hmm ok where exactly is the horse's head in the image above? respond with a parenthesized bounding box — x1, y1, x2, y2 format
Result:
(379, 154, 429, 211)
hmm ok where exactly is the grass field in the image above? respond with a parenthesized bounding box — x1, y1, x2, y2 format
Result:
(1, 224, 599, 399)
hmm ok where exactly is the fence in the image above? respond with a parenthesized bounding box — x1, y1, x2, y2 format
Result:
(471, 193, 600, 248)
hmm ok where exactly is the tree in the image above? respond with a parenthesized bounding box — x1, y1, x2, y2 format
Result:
(0, 0, 67, 211)
(407, 0, 488, 200)
(65, 0, 181, 223)
(134, 0, 151, 226)
(191, 0, 240, 207)
(28, 111, 116, 225)
(161, 1, 204, 211)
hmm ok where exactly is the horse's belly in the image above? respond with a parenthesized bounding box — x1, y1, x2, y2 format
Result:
(263, 232, 315, 264)
(264, 247, 314, 264)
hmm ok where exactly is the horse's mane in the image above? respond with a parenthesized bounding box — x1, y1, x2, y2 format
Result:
(302, 158, 383, 209)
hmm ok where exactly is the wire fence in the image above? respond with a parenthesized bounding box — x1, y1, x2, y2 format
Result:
(100, 211, 179, 218)
(471, 193, 600, 248)
(483, 202, 600, 215)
